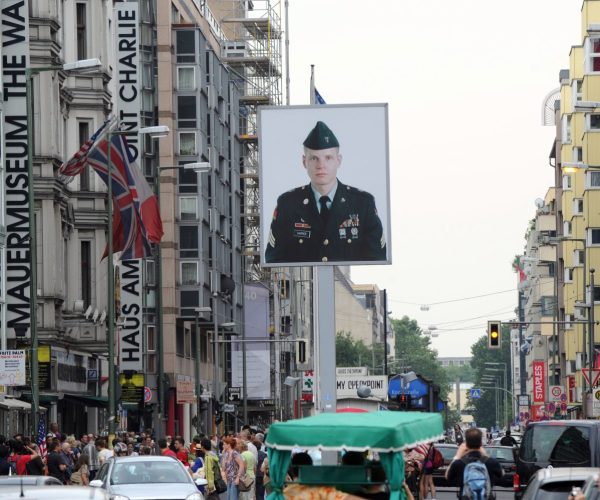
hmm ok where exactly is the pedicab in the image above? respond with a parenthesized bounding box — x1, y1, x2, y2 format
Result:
(265, 410, 443, 500)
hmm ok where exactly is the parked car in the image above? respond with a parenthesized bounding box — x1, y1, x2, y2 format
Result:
(515, 420, 600, 497)
(90, 455, 204, 500)
(0, 476, 62, 487)
(581, 471, 600, 500)
(519, 467, 599, 500)
(431, 444, 457, 488)
(0, 486, 109, 500)
(485, 445, 517, 488)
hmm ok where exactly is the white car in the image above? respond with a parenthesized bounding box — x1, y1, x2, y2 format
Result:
(0, 486, 109, 499)
(90, 455, 204, 500)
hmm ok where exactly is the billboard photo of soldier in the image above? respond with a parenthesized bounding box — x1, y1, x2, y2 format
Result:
(259, 104, 391, 266)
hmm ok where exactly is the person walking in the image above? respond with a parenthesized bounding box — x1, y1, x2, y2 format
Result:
(82, 434, 99, 481)
(70, 455, 90, 486)
(237, 441, 255, 500)
(221, 436, 245, 500)
(47, 441, 68, 484)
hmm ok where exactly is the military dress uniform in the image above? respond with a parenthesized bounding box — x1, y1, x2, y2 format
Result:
(265, 180, 387, 263)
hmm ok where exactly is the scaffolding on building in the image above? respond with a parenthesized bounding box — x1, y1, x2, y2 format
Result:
(216, 0, 283, 282)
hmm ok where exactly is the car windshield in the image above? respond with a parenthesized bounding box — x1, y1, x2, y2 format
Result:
(111, 461, 191, 485)
(487, 448, 514, 461)
(536, 480, 584, 500)
(437, 447, 457, 460)
(520, 425, 591, 465)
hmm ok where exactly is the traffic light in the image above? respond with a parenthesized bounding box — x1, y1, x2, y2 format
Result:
(488, 320, 501, 348)
(398, 393, 412, 410)
(296, 338, 307, 365)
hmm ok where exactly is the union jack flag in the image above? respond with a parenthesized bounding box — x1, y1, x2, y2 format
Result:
(36, 416, 46, 460)
(58, 120, 110, 180)
(87, 134, 157, 259)
(61, 125, 162, 259)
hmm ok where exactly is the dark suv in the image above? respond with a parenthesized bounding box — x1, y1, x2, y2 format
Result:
(515, 420, 600, 497)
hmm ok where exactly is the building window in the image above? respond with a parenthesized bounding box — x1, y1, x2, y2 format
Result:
(564, 220, 572, 236)
(594, 286, 600, 303)
(78, 121, 90, 190)
(178, 132, 196, 156)
(574, 146, 583, 163)
(81, 241, 91, 307)
(177, 96, 197, 128)
(586, 37, 600, 72)
(586, 114, 600, 132)
(565, 314, 573, 329)
(176, 325, 185, 356)
(177, 67, 195, 90)
(564, 267, 574, 283)
(180, 226, 198, 258)
(563, 115, 572, 143)
(175, 30, 196, 63)
(180, 197, 197, 221)
(76, 3, 87, 60)
(147, 325, 156, 372)
(145, 259, 156, 286)
(588, 228, 600, 246)
(574, 249, 585, 267)
(563, 174, 572, 189)
(181, 262, 198, 285)
(573, 79, 583, 106)
(587, 171, 600, 189)
(178, 163, 198, 194)
(574, 198, 584, 215)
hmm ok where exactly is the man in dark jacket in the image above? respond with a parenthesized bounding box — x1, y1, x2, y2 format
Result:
(446, 427, 503, 498)
(47, 441, 68, 484)
(265, 121, 387, 264)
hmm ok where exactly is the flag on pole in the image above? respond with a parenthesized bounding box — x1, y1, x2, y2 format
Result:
(512, 256, 526, 282)
(37, 415, 46, 459)
(58, 120, 111, 180)
(60, 127, 163, 259)
(314, 88, 326, 105)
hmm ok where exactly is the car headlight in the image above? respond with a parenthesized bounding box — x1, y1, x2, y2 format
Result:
(111, 495, 130, 500)
(186, 493, 203, 500)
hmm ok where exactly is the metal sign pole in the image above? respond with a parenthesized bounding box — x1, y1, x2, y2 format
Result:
(314, 266, 336, 465)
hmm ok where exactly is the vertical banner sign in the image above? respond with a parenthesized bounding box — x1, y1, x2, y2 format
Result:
(2, 1, 30, 339)
(115, 2, 142, 372)
(532, 360, 545, 403)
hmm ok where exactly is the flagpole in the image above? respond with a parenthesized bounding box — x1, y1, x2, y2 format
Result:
(310, 65, 315, 105)
(107, 134, 116, 445)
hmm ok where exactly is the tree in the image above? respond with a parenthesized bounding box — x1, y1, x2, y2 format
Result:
(335, 331, 374, 368)
(469, 324, 513, 429)
(392, 316, 449, 400)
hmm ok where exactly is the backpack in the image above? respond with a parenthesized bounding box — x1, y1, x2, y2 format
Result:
(461, 456, 491, 500)
(424, 445, 444, 471)
(211, 456, 227, 494)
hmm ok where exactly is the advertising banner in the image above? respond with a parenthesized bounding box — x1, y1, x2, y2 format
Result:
(115, 1, 143, 374)
(2, 0, 31, 339)
(532, 360, 545, 403)
(259, 104, 391, 267)
(0, 351, 25, 386)
(176, 376, 195, 404)
(336, 375, 387, 399)
(231, 284, 271, 399)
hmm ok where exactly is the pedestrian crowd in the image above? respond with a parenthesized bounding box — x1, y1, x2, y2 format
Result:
(0, 422, 270, 499)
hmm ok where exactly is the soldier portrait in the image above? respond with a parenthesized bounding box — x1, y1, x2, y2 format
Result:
(259, 105, 391, 266)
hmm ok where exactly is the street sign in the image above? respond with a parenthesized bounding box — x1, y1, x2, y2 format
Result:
(550, 385, 564, 402)
(228, 386, 241, 401)
(470, 388, 481, 399)
(87, 369, 98, 381)
(223, 404, 235, 413)
(582, 369, 600, 387)
(518, 395, 530, 407)
(144, 386, 152, 403)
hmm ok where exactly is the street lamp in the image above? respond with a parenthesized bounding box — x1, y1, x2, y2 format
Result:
(485, 367, 507, 428)
(194, 307, 212, 434)
(26, 57, 101, 436)
(105, 125, 170, 442)
(486, 362, 508, 427)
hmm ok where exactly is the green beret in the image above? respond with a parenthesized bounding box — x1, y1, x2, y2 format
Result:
(303, 121, 339, 150)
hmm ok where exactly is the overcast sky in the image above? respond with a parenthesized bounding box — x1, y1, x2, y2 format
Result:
(286, 0, 581, 357)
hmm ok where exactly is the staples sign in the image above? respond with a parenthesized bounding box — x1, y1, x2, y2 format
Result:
(533, 361, 545, 403)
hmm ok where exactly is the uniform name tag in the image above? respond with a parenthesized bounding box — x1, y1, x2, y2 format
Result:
(294, 230, 311, 238)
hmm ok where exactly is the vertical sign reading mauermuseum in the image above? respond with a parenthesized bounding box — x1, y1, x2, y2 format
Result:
(2, 1, 30, 339)
(115, 1, 143, 372)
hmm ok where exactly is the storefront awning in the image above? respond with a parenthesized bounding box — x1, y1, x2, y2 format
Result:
(63, 394, 108, 408)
